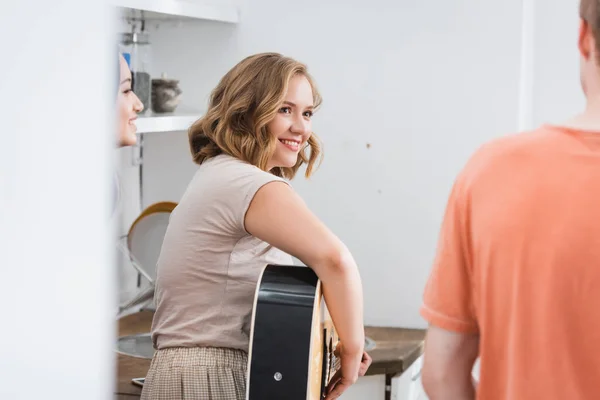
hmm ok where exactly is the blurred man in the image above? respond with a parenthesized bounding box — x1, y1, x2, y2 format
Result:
(419, 1, 600, 399)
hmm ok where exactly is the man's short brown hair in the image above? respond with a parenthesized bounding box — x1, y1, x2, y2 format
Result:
(580, 0, 600, 58)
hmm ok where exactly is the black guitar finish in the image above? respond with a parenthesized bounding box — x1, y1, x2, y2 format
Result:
(247, 265, 320, 399)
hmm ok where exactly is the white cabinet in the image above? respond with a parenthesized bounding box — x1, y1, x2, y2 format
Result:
(339, 375, 386, 400)
(393, 355, 427, 400)
(112, 0, 240, 23)
(394, 355, 480, 399)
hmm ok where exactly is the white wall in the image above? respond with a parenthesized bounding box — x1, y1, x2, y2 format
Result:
(531, 0, 585, 126)
(129, 0, 523, 329)
(118, 0, 590, 325)
(1, 1, 115, 399)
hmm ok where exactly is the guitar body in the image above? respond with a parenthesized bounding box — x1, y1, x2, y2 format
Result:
(246, 264, 338, 400)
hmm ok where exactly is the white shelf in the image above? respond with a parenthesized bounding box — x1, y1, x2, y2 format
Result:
(114, 0, 239, 24)
(136, 107, 202, 133)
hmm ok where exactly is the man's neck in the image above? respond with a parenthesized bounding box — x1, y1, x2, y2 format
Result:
(561, 93, 600, 132)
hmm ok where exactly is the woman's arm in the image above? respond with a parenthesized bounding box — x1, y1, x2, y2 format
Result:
(245, 181, 365, 393)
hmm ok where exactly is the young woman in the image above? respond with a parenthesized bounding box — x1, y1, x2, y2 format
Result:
(116, 53, 144, 147)
(141, 52, 370, 400)
(111, 54, 144, 215)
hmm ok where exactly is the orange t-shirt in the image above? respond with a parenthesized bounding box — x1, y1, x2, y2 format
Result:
(420, 125, 600, 400)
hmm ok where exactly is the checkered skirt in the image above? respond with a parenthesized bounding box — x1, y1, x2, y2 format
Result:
(140, 347, 247, 400)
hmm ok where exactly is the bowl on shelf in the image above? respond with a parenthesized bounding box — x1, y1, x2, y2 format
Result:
(151, 74, 182, 113)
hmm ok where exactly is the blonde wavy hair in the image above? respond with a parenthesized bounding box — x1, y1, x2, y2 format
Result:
(188, 52, 323, 179)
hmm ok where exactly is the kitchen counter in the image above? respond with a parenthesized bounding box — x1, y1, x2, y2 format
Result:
(115, 311, 425, 399)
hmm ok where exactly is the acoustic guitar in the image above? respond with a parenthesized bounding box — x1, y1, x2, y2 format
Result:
(246, 264, 339, 399)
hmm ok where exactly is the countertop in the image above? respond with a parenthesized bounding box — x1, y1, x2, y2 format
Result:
(115, 311, 425, 398)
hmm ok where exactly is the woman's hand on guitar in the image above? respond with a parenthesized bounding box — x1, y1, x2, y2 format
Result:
(333, 342, 372, 376)
(324, 344, 372, 399)
(358, 350, 372, 376)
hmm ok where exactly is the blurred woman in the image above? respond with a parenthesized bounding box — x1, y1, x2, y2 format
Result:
(116, 53, 144, 147)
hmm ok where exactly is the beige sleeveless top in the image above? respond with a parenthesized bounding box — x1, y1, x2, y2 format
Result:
(150, 154, 293, 352)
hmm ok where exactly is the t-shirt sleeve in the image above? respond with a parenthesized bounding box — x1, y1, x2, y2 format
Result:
(212, 163, 289, 237)
(420, 171, 479, 334)
(237, 171, 289, 235)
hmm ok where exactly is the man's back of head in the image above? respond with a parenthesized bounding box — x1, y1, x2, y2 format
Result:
(574, 0, 600, 127)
